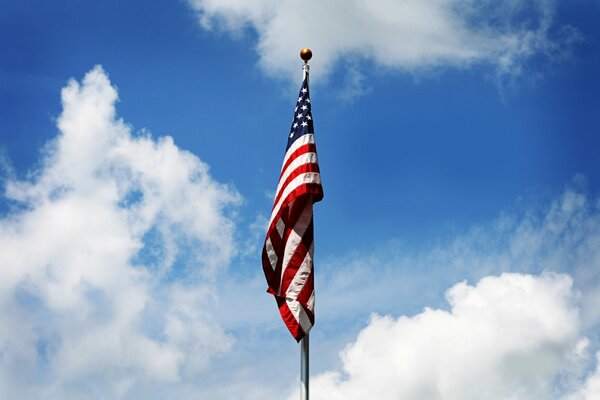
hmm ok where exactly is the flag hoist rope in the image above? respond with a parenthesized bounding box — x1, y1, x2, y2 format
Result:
(300, 47, 312, 400)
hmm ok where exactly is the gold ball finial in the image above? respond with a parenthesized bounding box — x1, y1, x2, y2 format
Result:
(300, 48, 313, 62)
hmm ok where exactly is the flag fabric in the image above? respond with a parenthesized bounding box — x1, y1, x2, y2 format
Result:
(262, 72, 323, 342)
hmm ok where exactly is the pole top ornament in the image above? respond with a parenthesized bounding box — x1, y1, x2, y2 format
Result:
(300, 48, 312, 62)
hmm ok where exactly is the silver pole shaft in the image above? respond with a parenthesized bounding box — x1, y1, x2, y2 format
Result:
(301, 334, 309, 400)
(300, 58, 311, 400)
(303, 63, 309, 81)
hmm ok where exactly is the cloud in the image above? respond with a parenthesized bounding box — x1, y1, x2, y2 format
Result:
(567, 352, 600, 400)
(0, 66, 240, 399)
(280, 180, 600, 400)
(291, 272, 589, 400)
(2, 66, 599, 399)
(187, 0, 579, 86)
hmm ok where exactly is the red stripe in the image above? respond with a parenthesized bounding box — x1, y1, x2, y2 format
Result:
(279, 143, 316, 179)
(266, 183, 323, 237)
(279, 216, 314, 296)
(262, 246, 274, 284)
(262, 226, 285, 290)
(270, 245, 284, 294)
(276, 297, 304, 342)
(303, 303, 314, 326)
(272, 163, 320, 210)
(296, 269, 314, 307)
(269, 210, 290, 294)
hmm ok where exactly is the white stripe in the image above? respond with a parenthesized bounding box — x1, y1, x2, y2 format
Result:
(280, 134, 315, 172)
(276, 218, 285, 237)
(285, 242, 313, 298)
(279, 203, 312, 292)
(265, 238, 278, 270)
(307, 291, 315, 313)
(268, 172, 321, 229)
(276, 152, 318, 198)
(286, 297, 313, 334)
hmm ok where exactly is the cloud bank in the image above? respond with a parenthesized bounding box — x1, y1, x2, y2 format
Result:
(0, 66, 239, 399)
(292, 181, 600, 400)
(187, 0, 579, 85)
(298, 272, 591, 400)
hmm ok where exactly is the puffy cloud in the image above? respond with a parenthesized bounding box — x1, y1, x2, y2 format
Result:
(0, 66, 239, 399)
(287, 181, 600, 400)
(187, 0, 579, 85)
(293, 272, 589, 400)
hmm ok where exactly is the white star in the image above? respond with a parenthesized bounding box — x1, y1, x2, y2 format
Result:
(290, 132, 294, 138)
(306, 115, 312, 120)
(296, 113, 302, 119)
(295, 107, 298, 112)
(301, 121, 308, 127)
(298, 96, 303, 102)
(301, 88, 308, 94)
(293, 122, 298, 128)
(306, 99, 310, 103)
(301, 105, 308, 111)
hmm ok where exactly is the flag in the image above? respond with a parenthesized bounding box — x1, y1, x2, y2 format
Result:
(262, 72, 323, 342)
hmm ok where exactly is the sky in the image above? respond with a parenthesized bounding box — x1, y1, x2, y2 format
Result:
(1, 0, 600, 399)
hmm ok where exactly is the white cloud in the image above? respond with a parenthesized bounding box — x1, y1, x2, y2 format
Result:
(0, 66, 239, 399)
(280, 181, 600, 400)
(187, 0, 579, 86)
(291, 272, 589, 400)
(2, 66, 599, 399)
(567, 352, 600, 400)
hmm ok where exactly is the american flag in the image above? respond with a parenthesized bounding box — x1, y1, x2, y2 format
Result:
(262, 72, 323, 342)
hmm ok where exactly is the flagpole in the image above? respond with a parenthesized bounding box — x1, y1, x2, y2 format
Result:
(299, 47, 312, 400)
(301, 333, 309, 400)
(302, 49, 311, 80)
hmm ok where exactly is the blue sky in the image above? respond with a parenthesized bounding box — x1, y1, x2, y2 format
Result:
(1, 1, 600, 399)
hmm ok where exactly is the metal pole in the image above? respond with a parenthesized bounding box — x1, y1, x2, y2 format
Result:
(301, 58, 310, 400)
(301, 334, 309, 400)
(299, 47, 313, 400)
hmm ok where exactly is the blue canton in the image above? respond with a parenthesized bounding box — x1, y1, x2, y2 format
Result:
(286, 77, 314, 151)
